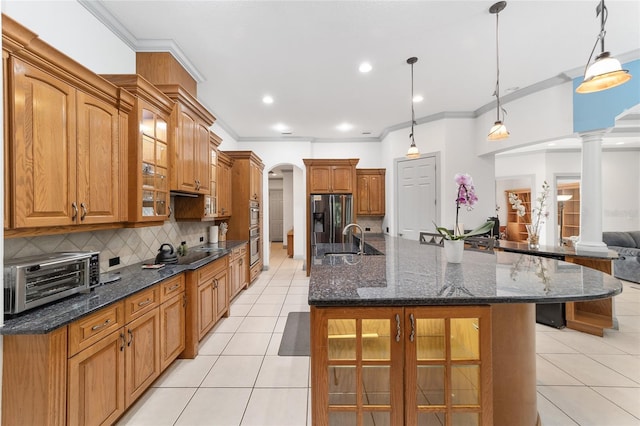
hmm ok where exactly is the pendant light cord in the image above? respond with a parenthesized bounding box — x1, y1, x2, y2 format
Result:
(410, 61, 416, 144)
(494, 10, 502, 123)
(582, 0, 609, 76)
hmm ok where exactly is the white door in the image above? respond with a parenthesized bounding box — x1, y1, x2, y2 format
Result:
(269, 189, 284, 242)
(397, 156, 437, 240)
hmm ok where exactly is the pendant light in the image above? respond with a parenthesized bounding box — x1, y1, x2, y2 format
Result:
(487, 1, 509, 141)
(406, 57, 420, 159)
(576, 0, 632, 94)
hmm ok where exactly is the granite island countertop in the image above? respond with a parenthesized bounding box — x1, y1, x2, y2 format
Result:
(309, 235, 623, 307)
(1, 240, 247, 335)
(496, 240, 619, 260)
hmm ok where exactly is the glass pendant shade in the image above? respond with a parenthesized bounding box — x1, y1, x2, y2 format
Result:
(487, 121, 509, 140)
(576, 52, 632, 93)
(407, 143, 420, 159)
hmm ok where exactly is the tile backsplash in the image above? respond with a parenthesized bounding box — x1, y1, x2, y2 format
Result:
(4, 202, 221, 272)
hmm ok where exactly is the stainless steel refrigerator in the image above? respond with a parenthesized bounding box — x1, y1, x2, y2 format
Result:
(310, 194, 353, 247)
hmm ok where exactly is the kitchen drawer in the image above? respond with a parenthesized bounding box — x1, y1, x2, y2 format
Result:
(125, 286, 160, 323)
(198, 257, 228, 284)
(231, 244, 247, 261)
(68, 301, 125, 357)
(159, 274, 186, 303)
(250, 261, 261, 283)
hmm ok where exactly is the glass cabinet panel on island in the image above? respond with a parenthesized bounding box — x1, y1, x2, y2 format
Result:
(311, 306, 492, 426)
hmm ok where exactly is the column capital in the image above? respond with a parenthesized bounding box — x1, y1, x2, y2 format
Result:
(578, 128, 611, 143)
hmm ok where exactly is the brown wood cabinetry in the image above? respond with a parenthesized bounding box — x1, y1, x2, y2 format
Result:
(217, 151, 233, 218)
(173, 131, 223, 221)
(2, 274, 186, 426)
(311, 305, 492, 426)
(304, 158, 359, 194)
(159, 274, 186, 370)
(225, 151, 264, 283)
(155, 84, 215, 195)
(68, 326, 126, 426)
(558, 182, 580, 242)
(505, 188, 531, 242)
(3, 16, 133, 234)
(183, 257, 230, 358)
(230, 243, 249, 299)
(101, 74, 175, 224)
(356, 168, 386, 216)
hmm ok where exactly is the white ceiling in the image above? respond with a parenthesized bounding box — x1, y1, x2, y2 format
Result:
(82, 0, 640, 142)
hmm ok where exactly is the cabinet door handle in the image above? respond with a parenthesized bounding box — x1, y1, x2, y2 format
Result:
(138, 298, 152, 307)
(120, 332, 126, 351)
(80, 202, 88, 221)
(71, 202, 78, 220)
(168, 206, 172, 219)
(409, 313, 415, 342)
(395, 314, 401, 342)
(91, 318, 111, 331)
(213, 278, 219, 289)
(239, 258, 243, 266)
(127, 329, 133, 347)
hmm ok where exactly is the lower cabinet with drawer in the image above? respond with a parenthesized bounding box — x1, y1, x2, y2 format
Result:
(229, 243, 248, 299)
(2, 274, 186, 426)
(182, 256, 229, 358)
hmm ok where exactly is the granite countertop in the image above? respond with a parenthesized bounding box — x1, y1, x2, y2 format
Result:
(309, 235, 623, 307)
(496, 240, 619, 260)
(1, 240, 247, 335)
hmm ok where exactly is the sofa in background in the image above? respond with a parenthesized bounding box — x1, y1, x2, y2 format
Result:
(602, 231, 640, 284)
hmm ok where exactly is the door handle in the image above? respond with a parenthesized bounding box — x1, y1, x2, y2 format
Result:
(71, 202, 78, 220)
(80, 203, 88, 220)
(127, 329, 133, 347)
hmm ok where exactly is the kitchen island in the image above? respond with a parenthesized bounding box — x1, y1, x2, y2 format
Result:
(309, 236, 622, 426)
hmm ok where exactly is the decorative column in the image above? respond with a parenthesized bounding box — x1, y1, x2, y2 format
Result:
(575, 130, 608, 253)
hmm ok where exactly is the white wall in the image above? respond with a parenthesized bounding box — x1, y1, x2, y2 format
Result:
(282, 170, 294, 245)
(476, 82, 576, 156)
(2, 1, 135, 74)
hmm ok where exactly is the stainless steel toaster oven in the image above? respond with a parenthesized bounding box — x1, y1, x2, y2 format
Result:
(4, 252, 99, 314)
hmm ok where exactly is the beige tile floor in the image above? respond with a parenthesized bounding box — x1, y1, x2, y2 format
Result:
(118, 244, 640, 426)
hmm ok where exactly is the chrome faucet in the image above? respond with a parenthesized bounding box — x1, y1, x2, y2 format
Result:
(343, 223, 365, 255)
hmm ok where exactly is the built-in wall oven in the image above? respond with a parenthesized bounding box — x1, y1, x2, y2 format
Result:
(250, 227, 260, 266)
(250, 201, 260, 227)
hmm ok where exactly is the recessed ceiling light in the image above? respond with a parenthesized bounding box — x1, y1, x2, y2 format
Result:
(359, 62, 372, 73)
(262, 95, 274, 104)
(337, 122, 353, 132)
(273, 123, 289, 132)
(412, 95, 423, 103)
(615, 141, 624, 145)
(547, 142, 556, 146)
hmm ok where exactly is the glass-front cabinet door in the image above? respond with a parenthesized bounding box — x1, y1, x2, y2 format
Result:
(140, 108, 169, 219)
(311, 306, 492, 426)
(311, 307, 404, 426)
(405, 306, 492, 426)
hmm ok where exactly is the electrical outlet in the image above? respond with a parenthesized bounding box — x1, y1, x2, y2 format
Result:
(181, 241, 186, 245)
(365, 227, 371, 231)
(386, 227, 389, 233)
(200, 236, 204, 242)
(109, 257, 120, 267)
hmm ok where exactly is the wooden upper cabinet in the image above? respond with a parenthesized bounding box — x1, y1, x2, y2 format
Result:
(217, 151, 233, 217)
(155, 84, 215, 195)
(3, 16, 133, 232)
(303, 159, 359, 194)
(101, 74, 175, 224)
(250, 161, 262, 202)
(10, 59, 125, 228)
(356, 168, 386, 216)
